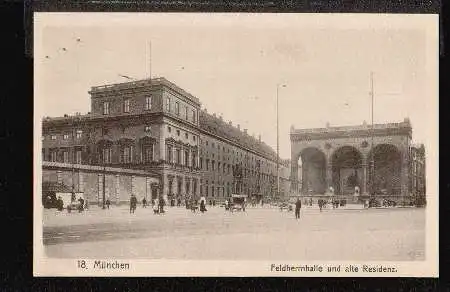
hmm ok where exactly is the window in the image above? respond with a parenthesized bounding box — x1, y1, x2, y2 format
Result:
(143, 144, 153, 163)
(211, 186, 215, 197)
(124, 99, 130, 113)
(63, 151, 69, 163)
(192, 110, 196, 123)
(122, 146, 133, 163)
(185, 106, 188, 120)
(145, 126, 151, 133)
(51, 135, 56, 140)
(168, 126, 171, 133)
(103, 101, 110, 115)
(176, 130, 180, 136)
(218, 162, 221, 172)
(200, 158, 203, 169)
(63, 133, 69, 140)
(185, 133, 188, 139)
(212, 161, 215, 171)
(206, 159, 210, 170)
(175, 102, 179, 115)
(145, 96, 152, 110)
(192, 153, 197, 168)
(76, 150, 82, 164)
(50, 150, 57, 162)
(76, 130, 82, 139)
(167, 145, 173, 162)
(102, 148, 112, 164)
(176, 149, 181, 164)
(184, 150, 189, 166)
(206, 141, 209, 146)
(193, 136, 196, 141)
(166, 97, 170, 111)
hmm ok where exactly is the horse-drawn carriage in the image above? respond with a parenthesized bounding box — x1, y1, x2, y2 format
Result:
(226, 194, 247, 212)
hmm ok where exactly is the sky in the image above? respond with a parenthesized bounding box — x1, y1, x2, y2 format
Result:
(35, 13, 438, 159)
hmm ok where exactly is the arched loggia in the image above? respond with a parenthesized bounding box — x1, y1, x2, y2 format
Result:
(331, 146, 363, 196)
(298, 147, 327, 195)
(368, 144, 402, 196)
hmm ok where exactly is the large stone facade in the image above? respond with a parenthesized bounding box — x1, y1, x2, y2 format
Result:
(290, 119, 425, 201)
(42, 77, 288, 203)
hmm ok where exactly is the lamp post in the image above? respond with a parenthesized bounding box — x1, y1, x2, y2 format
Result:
(369, 72, 375, 198)
(276, 83, 287, 199)
(102, 148, 106, 209)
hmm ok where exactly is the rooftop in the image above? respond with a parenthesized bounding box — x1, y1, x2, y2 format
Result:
(291, 118, 412, 135)
(199, 110, 279, 162)
(89, 77, 200, 105)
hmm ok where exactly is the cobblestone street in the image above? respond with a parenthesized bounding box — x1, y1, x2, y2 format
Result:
(43, 205, 425, 261)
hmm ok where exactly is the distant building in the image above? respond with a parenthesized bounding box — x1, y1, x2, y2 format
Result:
(42, 77, 286, 204)
(410, 143, 426, 196)
(290, 119, 426, 201)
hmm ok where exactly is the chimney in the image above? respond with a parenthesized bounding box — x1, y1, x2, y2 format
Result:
(363, 120, 367, 126)
(326, 122, 330, 128)
(213, 113, 216, 117)
(244, 129, 248, 134)
(219, 115, 223, 121)
(237, 124, 240, 130)
(258, 134, 261, 142)
(228, 121, 232, 125)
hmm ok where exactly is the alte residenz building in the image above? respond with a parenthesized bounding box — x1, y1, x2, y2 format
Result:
(41, 78, 294, 205)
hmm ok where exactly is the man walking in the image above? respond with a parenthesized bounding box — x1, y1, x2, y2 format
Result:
(295, 197, 302, 219)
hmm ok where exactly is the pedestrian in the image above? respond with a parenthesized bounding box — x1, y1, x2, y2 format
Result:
(57, 196, 64, 211)
(84, 198, 89, 210)
(295, 198, 302, 219)
(159, 197, 165, 214)
(318, 199, 323, 212)
(213, 200, 216, 207)
(106, 198, 111, 209)
(200, 199, 207, 213)
(130, 195, 137, 214)
(142, 197, 147, 208)
(153, 198, 159, 214)
(78, 197, 85, 213)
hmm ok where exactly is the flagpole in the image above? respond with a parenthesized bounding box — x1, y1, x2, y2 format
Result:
(149, 41, 152, 84)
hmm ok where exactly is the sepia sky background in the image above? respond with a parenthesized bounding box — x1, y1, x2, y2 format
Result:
(35, 13, 438, 159)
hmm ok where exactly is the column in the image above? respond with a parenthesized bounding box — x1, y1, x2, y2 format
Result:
(172, 147, 176, 164)
(131, 175, 135, 197)
(325, 159, 333, 192)
(97, 173, 102, 206)
(361, 157, 368, 195)
(159, 125, 166, 161)
(78, 172, 84, 192)
(115, 174, 120, 204)
(302, 163, 308, 194)
(164, 175, 170, 198)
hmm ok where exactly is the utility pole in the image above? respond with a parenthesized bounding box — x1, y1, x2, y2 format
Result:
(276, 84, 286, 199)
(370, 72, 375, 197)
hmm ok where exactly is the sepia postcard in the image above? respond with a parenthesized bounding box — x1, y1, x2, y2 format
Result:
(34, 13, 438, 277)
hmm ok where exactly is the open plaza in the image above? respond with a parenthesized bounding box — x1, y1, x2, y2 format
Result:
(42, 204, 425, 261)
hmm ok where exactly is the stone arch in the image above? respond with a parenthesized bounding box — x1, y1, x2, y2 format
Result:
(367, 143, 402, 196)
(331, 146, 364, 196)
(293, 147, 327, 195)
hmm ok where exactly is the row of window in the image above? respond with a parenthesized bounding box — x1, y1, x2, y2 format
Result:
(45, 130, 83, 141)
(165, 96, 197, 123)
(166, 145, 198, 167)
(103, 96, 152, 115)
(44, 144, 155, 164)
(167, 126, 197, 142)
(201, 139, 275, 170)
(45, 125, 154, 141)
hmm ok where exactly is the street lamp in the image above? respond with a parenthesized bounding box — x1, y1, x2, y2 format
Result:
(276, 83, 287, 199)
